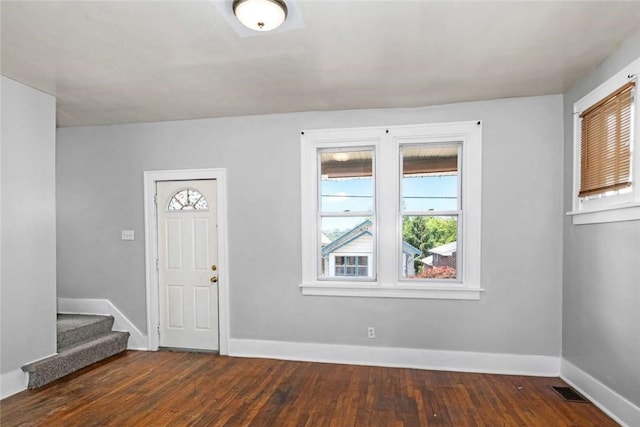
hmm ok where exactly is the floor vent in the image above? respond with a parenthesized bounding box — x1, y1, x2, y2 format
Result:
(551, 386, 588, 403)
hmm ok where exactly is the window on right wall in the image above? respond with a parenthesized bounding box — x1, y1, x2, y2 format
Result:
(569, 56, 640, 225)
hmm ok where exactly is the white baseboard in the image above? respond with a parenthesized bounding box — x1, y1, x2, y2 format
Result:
(1, 369, 28, 400)
(561, 359, 640, 427)
(57, 298, 148, 350)
(229, 339, 560, 377)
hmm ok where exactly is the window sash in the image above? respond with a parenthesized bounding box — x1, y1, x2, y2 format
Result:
(400, 143, 461, 213)
(317, 146, 377, 281)
(400, 213, 461, 282)
(578, 82, 635, 197)
(399, 143, 462, 282)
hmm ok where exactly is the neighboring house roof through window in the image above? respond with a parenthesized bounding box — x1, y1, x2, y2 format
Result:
(322, 219, 421, 257)
(429, 241, 457, 256)
(321, 220, 372, 257)
(421, 241, 457, 265)
(403, 241, 422, 257)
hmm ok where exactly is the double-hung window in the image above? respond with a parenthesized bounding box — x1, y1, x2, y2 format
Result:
(318, 145, 376, 281)
(569, 56, 640, 224)
(300, 122, 482, 300)
(400, 144, 461, 280)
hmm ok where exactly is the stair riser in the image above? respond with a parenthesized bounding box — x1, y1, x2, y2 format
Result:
(58, 317, 115, 351)
(26, 332, 129, 389)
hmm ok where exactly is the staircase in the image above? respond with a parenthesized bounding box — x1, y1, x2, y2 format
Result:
(21, 314, 129, 389)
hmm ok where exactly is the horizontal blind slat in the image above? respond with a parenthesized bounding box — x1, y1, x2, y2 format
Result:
(579, 82, 634, 198)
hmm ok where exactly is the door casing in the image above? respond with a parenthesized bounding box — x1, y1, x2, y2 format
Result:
(144, 168, 230, 353)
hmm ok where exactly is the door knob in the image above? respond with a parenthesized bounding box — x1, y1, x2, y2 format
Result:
(210, 276, 218, 283)
(211, 265, 217, 271)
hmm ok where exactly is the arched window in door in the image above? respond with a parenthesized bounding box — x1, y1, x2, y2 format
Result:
(167, 188, 208, 211)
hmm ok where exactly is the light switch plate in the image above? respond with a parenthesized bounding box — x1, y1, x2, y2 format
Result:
(121, 230, 135, 240)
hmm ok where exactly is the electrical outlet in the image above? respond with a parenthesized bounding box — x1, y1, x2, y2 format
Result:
(367, 327, 375, 339)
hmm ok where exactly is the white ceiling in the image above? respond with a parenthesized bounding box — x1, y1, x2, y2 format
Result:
(2, 1, 640, 128)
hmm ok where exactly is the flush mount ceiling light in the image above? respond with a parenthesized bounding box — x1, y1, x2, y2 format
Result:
(232, 0, 288, 32)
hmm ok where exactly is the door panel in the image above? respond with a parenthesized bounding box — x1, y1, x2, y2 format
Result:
(194, 286, 211, 329)
(166, 219, 182, 269)
(167, 285, 184, 328)
(157, 179, 219, 351)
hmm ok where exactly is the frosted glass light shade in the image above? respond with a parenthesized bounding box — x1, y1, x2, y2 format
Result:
(233, 0, 288, 32)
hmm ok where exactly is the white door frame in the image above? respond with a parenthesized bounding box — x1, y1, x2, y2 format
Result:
(143, 168, 230, 354)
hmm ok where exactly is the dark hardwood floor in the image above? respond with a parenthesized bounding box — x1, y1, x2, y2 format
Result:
(0, 351, 616, 426)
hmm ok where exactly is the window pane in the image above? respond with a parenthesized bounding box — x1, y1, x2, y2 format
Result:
(321, 149, 373, 212)
(402, 145, 458, 212)
(320, 217, 374, 279)
(168, 188, 209, 211)
(401, 215, 458, 280)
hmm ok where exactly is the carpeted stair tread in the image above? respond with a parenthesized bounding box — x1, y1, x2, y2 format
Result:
(57, 314, 114, 351)
(22, 331, 129, 389)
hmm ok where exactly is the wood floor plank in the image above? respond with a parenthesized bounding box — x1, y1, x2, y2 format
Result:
(0, 351, 618, 426)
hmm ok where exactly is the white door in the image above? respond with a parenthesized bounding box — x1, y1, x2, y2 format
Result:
(156, 180, 219, 351)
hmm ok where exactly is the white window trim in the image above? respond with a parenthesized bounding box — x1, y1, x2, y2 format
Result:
(300, 122, 483, 300)
(567, 56, 640, 225)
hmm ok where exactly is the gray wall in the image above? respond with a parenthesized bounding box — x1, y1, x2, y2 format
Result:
(1, 77, 57, 376)
(562, 31, 640, 407)
(57, 94, 563, 356)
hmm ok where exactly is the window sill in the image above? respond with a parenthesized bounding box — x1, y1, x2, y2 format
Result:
(299, 283, 483, 300)
(566, 202, 640, 225)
